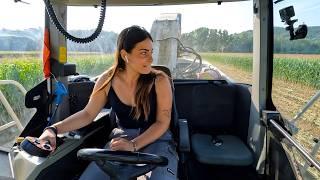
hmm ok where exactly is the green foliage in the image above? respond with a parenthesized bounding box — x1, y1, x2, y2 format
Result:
(182, 26, 320, 54)
(0, 59, 43, 128)
(202, 53, 320, 89)
(273, 57, 320, 88)
(0, 54, 114, 87)
(2, 26, 320, 54)
(0, 59, 43, 90)
(0, 54, 113, 145)
(0, 28, 117, 53)
(202, 53, 252, 72)
(68, 54, 114, 76)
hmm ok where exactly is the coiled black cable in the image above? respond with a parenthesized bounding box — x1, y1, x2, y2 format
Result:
(43, 0, 106, 43)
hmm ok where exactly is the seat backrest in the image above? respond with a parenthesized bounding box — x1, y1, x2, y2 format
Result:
(233, 83, 251, 142)
(191, 83, 236, 133)
(68, 81, 95, 115)
(174, 81, 251, 142)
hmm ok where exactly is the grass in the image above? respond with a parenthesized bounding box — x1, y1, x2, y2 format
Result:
(68, 54, 114, 77)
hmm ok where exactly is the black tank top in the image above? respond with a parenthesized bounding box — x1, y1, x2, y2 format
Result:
(108, 83, 157, 131)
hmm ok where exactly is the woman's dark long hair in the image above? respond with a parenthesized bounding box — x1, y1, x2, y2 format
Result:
(92, 25, 156, 120)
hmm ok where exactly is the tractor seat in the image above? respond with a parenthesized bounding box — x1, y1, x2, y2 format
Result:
(190, 83, 253, 166)
(175, 82, 253, 167)
(192, 134, 253, 166)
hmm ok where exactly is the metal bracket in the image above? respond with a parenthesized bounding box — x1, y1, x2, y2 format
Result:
(289, 90, 320, 135)
(301, 138, 320, 174)
(261, 110, 281, 127)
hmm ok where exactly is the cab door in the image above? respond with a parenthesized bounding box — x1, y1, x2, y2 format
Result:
(266, 0, 320, 179)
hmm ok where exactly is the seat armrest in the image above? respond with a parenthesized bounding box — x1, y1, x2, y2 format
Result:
(178, 118, 190, 152)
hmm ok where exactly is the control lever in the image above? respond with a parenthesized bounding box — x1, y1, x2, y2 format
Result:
(20, 137, 53, 157)
(47, 80, 68, 126)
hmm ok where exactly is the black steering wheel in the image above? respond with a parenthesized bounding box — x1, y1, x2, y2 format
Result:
(77, 148, 168, 180)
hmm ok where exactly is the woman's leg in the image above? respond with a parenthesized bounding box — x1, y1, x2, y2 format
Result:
(79, 162, 110, 180)
(80, 129, 178, 180)
(141, 141, 179, 180)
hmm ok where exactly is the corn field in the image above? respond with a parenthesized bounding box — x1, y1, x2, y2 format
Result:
(0, 52, 319, 177)
(201, 53, 320, 89)
(0, 54, 113, 146)
(201, 52, 320, 178)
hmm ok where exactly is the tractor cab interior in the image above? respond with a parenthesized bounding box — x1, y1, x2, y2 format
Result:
(18, 64, 257, 180)
(1, 0, 319, 180)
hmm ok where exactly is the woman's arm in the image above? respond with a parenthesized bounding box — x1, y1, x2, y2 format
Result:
(39, 71, 112, 150)
(110, 72, 172, 151)
(133, 73, 172, 150)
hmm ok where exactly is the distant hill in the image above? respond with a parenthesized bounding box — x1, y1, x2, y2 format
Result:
(0, 28, 42, 51)
(1, 26, 319, 54)
(273, 26, 320, 53)
(67, 30, 118, 53)
(0, 28, 117, 53)
(274, 26, 320, 40)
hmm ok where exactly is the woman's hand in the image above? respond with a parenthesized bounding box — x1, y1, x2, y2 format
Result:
(39, 129, 57, 151)
(110, 137, 134, 152)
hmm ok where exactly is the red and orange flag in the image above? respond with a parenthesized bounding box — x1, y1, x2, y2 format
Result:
(42, 28, 51, 78)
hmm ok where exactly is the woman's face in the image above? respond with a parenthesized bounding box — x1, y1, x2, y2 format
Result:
(126, 38, 153, 74)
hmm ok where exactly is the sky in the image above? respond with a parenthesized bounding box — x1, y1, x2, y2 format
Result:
(0, 0, 253, 34)
(0, 0, 319, 34)
(273, 0, 320, 27)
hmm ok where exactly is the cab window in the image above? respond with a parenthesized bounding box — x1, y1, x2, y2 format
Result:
(0, 0, 253, 149)
(273, 0, 320, 178)
(0, 1, 44, 148)
(67, 1, 253, 83)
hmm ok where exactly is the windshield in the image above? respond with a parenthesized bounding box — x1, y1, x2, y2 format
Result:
(272, 0, 320, 178)
(65, 1, 254, 82)
(0, 0, 253, 148)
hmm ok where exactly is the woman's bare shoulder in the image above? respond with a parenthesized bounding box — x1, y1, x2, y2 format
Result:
(94, 68, 114, 93)
(152, 70, 172, 106)
(153, 69, 171, 90)
(152, 69, 169, 80)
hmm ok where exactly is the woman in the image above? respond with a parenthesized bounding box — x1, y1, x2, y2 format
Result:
(39, 25, 178, 180)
